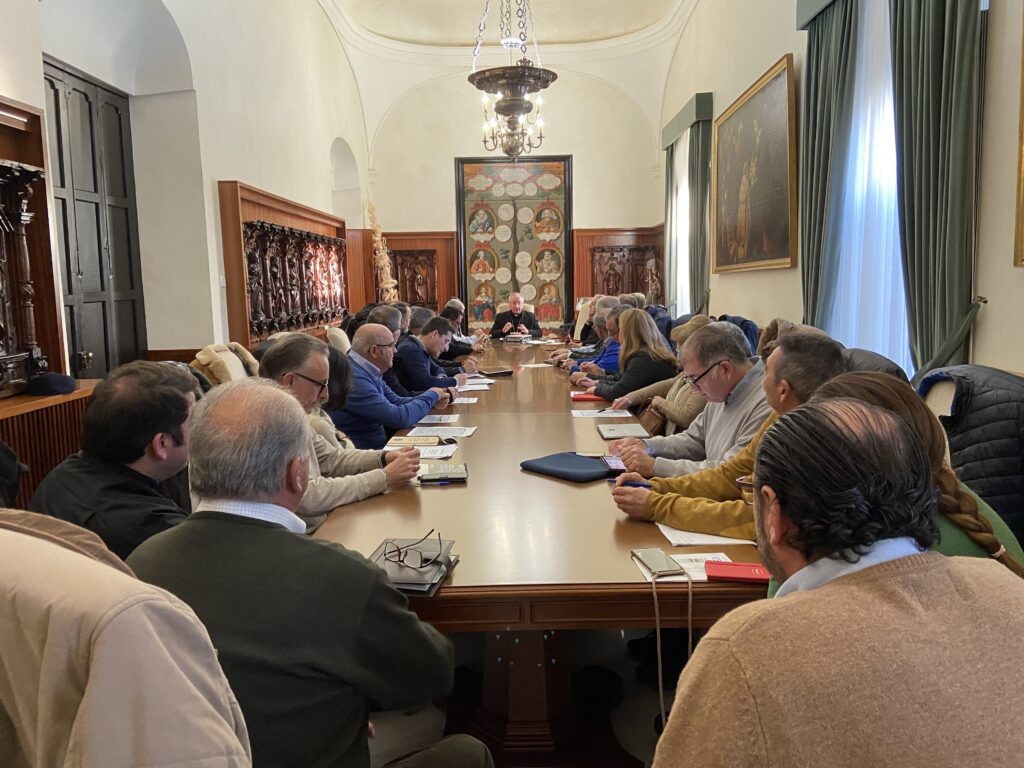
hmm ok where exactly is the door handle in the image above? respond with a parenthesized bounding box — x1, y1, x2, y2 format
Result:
(77, 351, 94, 371)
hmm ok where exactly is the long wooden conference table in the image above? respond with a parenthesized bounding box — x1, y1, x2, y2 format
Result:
(315, 341, 764, 765)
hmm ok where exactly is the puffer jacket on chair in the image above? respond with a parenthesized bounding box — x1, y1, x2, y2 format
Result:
(919, 365, 1024, 545)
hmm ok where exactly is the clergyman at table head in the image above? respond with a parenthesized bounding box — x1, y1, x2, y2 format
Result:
(127, 378, 491, 768)
(29, 360, 195, 559)
(653, 398, 1024, 767)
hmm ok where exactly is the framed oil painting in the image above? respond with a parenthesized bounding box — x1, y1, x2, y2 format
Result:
(711, 54, 798, 273)
(456, 156, 573, 336)
(1015, 19, 1024, 267)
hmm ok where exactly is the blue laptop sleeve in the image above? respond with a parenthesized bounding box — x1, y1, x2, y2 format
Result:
(520, 452, 613, 483)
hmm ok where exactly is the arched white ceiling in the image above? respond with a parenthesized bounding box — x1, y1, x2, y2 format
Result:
(38, 0, 192, 95)
(340, 0, 678, 47)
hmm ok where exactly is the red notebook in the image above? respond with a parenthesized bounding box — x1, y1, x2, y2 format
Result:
(705, 561, 771, 584)
(570, 392, 605, 402)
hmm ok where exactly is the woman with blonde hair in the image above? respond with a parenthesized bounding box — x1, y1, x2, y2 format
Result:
(580, 308, 677, 402)
(609, 315, 712, 435)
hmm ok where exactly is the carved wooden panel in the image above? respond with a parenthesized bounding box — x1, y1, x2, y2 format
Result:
(0, 160, 49, 394)
(591, 244, 664, 305)
(391, 249, 438, 311)
(243, 221, 347, 341)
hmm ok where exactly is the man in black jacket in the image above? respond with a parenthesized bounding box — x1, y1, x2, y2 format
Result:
(30, 361, 195, 559)
(128, 378, 492, 768)
(489, 292, 542, 339)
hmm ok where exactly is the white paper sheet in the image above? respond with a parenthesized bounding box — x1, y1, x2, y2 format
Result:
(407, 426, 478, 438)
(457, 384, 492, 392)
(657, 523, 755, 548)
(570, 409, 632, 418)
(418, 415, 459, 424)
(452, 397, 478, 404)
(468, 378, 497, 385)
(519, 363, 552, 368)
(633, 552, 732, 583)
(416, 445, 459, 459)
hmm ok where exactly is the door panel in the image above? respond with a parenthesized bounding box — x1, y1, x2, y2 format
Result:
(108, 205, 134, 291)
(44, 78, 67, 190)
(79, 301, 110, 377)
(68, 86, 98, 195)
(73, 199, 105, 294)
(114, 300, 138, 365)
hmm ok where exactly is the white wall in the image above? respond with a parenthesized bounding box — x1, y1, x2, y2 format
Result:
(662, 0, 807, 322)
(0, 0, 45, 109)
(972, 0, 1024, 372)
(371, 70, 663, 231)
(162, 0, 369, 340)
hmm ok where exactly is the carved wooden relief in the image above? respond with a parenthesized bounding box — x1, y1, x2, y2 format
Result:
(242, 221, 347, 341)
(391, 249, 438, 310)
(0, 160, 49, 394)
(591, 245, 664, 305)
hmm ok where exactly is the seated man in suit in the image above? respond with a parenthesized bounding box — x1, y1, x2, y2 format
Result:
(653, 398, 1024, 767)
(128, 379, 492, 768)
(395, 317, 470, 392)
(612, 332, 845, 537)
(368, 304, 414, 397)
(611, 322, 772, 477)
(259, 334, 419, 531)
(30, 361, 194, 559)
(489, 292, 541, 339)
(567, 304, 623, 376)
(333, 324, 450, 449)
(548, 296, 619, 365)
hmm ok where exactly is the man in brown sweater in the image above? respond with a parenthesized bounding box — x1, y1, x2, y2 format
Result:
(654, 399, 1024, 767)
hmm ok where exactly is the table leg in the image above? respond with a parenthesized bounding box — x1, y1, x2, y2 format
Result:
(471, 629, 575, 766)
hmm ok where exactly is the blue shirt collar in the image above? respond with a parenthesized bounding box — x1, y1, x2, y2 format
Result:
(349, 350, 382, 381)
(775, 536, 925, 598)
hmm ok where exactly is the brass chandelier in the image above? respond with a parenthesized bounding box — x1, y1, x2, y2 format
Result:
(468, 0, 556, 160)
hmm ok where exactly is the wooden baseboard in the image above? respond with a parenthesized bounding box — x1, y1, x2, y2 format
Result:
(146, 349, 199, 364)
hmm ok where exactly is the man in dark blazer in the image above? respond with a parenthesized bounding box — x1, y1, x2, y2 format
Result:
(489, 292, 542, 339)
(394, 317, 469, 392)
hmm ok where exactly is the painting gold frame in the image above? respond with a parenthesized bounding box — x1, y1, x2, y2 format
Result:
(711, 54, 798, 273)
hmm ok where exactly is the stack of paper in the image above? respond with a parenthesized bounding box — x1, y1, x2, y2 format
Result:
(418, 414, 459, 424)
(458, 384, 491, 392)
(656, 524, 755, 547)
(408, 426, 478, 438)
(570, 409, 631, 418)
(452, 397, 478, 404)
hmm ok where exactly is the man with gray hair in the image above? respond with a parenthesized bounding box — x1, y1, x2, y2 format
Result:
(612, 321, 771, 477)
(547, 296, 619, 364)
(128, 379, 492, 768)
(333, 324, 450, 449)
(259, 334, 420, 531)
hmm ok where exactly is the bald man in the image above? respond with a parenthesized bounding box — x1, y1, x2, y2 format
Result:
(330, 323, 451, 449)
(489, 292, 541, 339)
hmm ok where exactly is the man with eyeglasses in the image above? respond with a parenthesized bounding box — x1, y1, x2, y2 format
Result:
(128, 379, 494, 768)
(260, 333, 420, 532)
(610, 322, 771, 478)
(333, 324, 451, 449)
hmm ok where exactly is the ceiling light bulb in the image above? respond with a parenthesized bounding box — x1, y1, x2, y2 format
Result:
(536, 96, 543, 105)
(481, 94, 489, 105)
(537, 117, 544, 127)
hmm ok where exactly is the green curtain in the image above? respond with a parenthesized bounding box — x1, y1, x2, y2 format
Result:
(889, 0, 985, 380)
(687, 120, 712, 315)
(799, 0, 858, 328)
(663, 142, 679, 313)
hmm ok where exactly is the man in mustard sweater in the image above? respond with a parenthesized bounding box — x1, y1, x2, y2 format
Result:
(611, 332, 845, 538)
(653, 399, 1024, 767)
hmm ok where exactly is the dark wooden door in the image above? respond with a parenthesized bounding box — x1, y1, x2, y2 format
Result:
(43, 61, 146, 378)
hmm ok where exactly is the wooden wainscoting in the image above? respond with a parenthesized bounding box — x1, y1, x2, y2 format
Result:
(571, 225, 664, 299)
(0, 381, 97, 508)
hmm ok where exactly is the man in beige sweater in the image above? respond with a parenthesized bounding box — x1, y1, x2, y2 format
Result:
(654, 399, 1024, 767)
(259, 333, 419, 531)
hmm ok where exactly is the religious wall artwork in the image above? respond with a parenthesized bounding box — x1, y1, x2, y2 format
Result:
(457, 156, 573, 335)
(591, 245, 663, 301)
(241, 220, 347, 340)
(711, 54, 798, 273)
(392, 249, 438, 310)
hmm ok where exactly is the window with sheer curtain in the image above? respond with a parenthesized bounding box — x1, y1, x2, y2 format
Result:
(671, 132, 691, 316)
(821, 0, 913, 376)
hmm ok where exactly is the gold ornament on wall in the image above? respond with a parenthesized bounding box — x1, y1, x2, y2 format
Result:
(367, 201, 399, 302)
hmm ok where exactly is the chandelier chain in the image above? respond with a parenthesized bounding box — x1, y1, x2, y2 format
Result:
(499, 0, 512, 46)
(517, 0, 527, 55)
(526, 0, 542, 66)
(470, 0, 491, 72)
